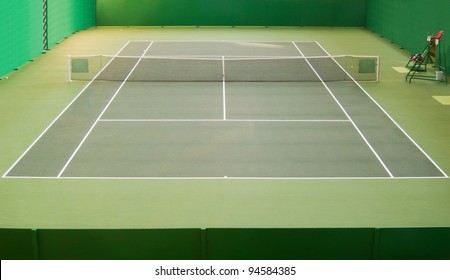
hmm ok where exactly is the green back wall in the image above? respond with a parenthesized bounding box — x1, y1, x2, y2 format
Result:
(96, 0, 367, 27)
(366, 0, 450, 72)
(0, 0, 42, 78)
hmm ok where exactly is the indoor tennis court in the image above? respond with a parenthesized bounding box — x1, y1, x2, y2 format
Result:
(3, 41, 445, 179)
(1, 0, 450, 261)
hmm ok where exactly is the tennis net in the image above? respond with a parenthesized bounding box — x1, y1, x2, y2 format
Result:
(68, 55, 380, 82)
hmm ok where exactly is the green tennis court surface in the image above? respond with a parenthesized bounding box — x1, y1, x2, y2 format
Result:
(2, 41, 447, 179)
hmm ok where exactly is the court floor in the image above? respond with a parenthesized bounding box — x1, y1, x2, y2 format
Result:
(2, 40, 447, 179)
(1, 27, 450, 231)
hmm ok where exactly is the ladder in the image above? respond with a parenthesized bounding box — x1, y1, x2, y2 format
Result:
(406, 31, 447, 84)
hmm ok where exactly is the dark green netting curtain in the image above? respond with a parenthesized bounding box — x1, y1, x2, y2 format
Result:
(96, 0, 366, 26)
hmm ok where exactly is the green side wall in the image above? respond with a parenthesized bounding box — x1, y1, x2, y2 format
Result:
(47, 0, 96, 48)
(1, 228, 449, 260)
(0, 0, 96, 78)
(0, 0, 42, 78)
(96, 0, 367, 27)
(366, 0, 450, 73)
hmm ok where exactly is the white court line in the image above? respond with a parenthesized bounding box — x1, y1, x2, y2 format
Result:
(3, 175, 448, 180)
(56, 42, 155, 178)
(314, 42, 449, 179)
(128, 40, 318, 44)
(1, 41, 133, 178)
(292, 41, 394, 178)
(99, 119, 350, 123)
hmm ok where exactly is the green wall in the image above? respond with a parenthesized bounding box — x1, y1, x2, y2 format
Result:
(1, 228, 450, 260)
(3, 1, 448, 78)
(96, 0, 367, 26)
(48, 0, 96, 48)
(0, 229, 36, 260)
(366, 0, 450, 73)
(0, 0, 96, 78)
(0, 0, 42, 78)
(206, 228, 375, 260)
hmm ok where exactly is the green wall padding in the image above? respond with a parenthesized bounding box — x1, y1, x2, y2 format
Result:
(96, 0, 366, 27)
(206, 228, 375, 260)
(1, 228, 450, 259)
(366, 0, 450, 73)
(47, 0, 96, 48)
(37, 229, 202, 260)
(0, 0, 42, 78)
(377, 228, 450, 260)
(0, 229, 35, 260)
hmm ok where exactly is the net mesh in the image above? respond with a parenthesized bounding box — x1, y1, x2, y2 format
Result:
(68, 55, 379, 82)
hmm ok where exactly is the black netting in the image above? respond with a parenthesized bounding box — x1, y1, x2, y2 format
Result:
(69, 55, 379, 82)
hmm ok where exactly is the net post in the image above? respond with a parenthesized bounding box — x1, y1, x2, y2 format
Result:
(67, 55, 71, 82)
(222, 56, 227, 120)
(222, 56, 226, 80)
